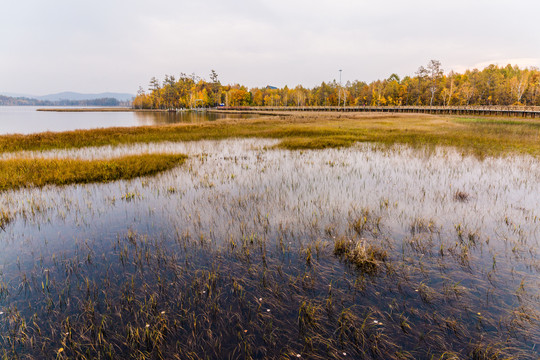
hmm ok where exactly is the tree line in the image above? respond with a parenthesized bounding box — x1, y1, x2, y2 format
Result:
(133, 61, 540, 109)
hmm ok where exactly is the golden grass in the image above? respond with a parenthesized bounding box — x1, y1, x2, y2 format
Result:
(334, 237, 388, 274)
(0, 112, 539, 157)
(0, 154, 186, 191)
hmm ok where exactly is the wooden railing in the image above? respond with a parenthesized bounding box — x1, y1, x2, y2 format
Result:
(214, 106, 540, 118)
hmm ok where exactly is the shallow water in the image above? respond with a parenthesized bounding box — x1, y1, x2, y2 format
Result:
(0, 140, 538, 358)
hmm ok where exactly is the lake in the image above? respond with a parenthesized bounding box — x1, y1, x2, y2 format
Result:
(0, 106, 255, 134)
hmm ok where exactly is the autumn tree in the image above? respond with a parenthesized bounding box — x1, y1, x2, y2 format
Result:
(134, 64, 540, 110)
(209, 70, 221, 106)
(426, 60, 443, 106)
(510, 69, 529, 104)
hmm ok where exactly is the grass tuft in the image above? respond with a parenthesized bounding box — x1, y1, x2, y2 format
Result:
(0, 209, 12, 230)
(454, 190, 470, 202)
(333, 237, 388, 274)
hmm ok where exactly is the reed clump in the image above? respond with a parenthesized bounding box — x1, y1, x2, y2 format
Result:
(333, 237, 387, 274)
(454, 190, 470, 202)
(0, 154, 186, 191)
(0, 209, 12, 230)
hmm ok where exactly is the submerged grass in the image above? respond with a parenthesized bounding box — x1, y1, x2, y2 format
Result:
(0, 112, 539, 157)
(0, 140, 538, 359)
(0, 154, 186, 191)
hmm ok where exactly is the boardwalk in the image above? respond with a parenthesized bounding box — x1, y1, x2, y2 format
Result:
(215, 106, 540, 118)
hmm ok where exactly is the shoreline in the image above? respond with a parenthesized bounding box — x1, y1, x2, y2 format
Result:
(35, 107, 285, 116)
(0, 112, 538, 157)
(36, 107, 158, 112)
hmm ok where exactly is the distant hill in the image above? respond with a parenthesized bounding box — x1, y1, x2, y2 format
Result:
(36, 92, 134, 102)
(0, 91, 134, 102)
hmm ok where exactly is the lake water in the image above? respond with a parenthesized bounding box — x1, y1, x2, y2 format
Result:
(0, 139, 538, 358)
(0, 106, 255, 134)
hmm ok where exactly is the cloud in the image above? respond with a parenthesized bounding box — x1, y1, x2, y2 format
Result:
(473, 58, 540, 70)
(450, 58, 540, 74)
(1, 0, 540, 93)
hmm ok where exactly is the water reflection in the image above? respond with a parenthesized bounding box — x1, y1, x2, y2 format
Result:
(133, 110, 254, 125)
(0, 106, 257, 134)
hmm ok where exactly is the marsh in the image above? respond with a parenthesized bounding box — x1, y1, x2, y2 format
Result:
(0, 138, 538, 359)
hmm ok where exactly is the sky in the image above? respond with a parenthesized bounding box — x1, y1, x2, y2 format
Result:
(1, 0, 540, 95)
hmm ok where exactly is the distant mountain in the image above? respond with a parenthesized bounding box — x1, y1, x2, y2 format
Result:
(35, 92, 134, 102)
(0, 91, 134, 102)
(0, 92, 33, 98)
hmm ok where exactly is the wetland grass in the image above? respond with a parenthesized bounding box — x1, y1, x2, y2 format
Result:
(0, 140, 538, 358)
(0, 154, 186, 191)
(0, 112, 539, 157)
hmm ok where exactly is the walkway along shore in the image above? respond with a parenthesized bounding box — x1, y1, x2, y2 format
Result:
(214, 105, 540, 118)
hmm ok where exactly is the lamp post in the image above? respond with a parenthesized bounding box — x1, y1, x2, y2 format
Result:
(338, 69, 342, 107)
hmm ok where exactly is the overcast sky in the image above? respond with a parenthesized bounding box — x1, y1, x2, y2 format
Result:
(1, 0, 539, 95)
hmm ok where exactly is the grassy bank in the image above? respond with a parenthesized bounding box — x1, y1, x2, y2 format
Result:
(1, 112, 539, 157)
(0, 154, 186, 191)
